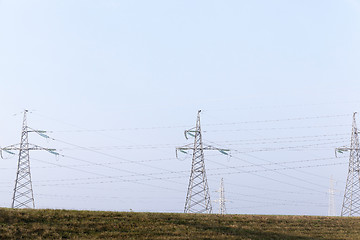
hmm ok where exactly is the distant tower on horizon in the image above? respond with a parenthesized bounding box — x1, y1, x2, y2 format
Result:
(217, 178, 227, 215)
(328, 175, 336, 216)
(336, 112, 360, 216)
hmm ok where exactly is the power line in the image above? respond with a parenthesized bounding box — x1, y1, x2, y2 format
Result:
(15, 146, 346, 188)
(31, 157, 183, 192)
(204, 124, 349, 133)
(226, 201, 328, 210)
(52, 137, 184, 174)
(0, 156, 188, 171)
(206, 156, 346, 173)
(47, 135, 347, 151)
(41, 113, 351, 133)
(226, 192, 326, 206)
(27, 160, 346, 190)
(225, 182, 325, 195)
(208, 136, 348, 147)
(241, 152, 346, 185)
(203, 113, 351, 126)
(48, 137, 190, 188)
(226, 140, 346, 153)
(204, 138, 344, 192)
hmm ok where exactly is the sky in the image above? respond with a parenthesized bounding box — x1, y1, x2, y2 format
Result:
(0, 0, 360, 215)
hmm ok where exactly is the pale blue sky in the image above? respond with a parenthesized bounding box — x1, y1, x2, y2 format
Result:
(0, 0, 360, 215)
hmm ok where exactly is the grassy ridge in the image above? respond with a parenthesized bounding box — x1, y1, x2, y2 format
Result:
(0, 208, 360, 239)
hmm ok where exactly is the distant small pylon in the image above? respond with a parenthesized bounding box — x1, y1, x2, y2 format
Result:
(328, 175, 336, 216)
(217, 178, 226, 215)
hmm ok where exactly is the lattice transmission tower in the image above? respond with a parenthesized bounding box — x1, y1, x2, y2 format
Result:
(176, 110, 229, 214)
(336, 112, 360, 216)
(0, 110, 58, 209)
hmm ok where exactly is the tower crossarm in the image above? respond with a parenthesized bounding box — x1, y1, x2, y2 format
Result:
(176, 145, 230, 158)
(1, 144, 59, 158)
(335, 146, 360, 157)
(26, 127, 51, 139)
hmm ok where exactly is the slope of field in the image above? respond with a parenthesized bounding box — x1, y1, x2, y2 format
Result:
(0, 208, 359, 239)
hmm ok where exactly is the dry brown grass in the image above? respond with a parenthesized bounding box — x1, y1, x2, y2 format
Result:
(0, 208, 359, 239)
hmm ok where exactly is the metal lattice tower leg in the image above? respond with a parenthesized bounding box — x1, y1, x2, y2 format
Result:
(337, 112, 360, 216)
(12, 110, 35, 209)
(218, 178, 226, 215)
(184, 110, 212, 213)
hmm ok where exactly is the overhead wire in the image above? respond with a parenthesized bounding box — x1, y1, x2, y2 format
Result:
(50, 137, 190, 183)
(42, 113, 351, 133)
(44, 135, 348, 151)
(205, 140, 346, 153)
(225, 193, 327, 206)
(203, 113, 351, 126)
(226, 200, 328, 211)
(31, 157, 183, 192)
(225, 182, 324, 195)
(29, 159, 346, 190)
(204, 124, 349, 133)
(242, 152, 347, 185)
(204, 138, 342, 192)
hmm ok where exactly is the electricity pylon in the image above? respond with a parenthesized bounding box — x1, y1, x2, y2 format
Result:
(216, 178, 226, 215)
(336, 112, 360, 216)
(0, 110, 58, 209)
(176, 110, 229, 214)
(328, 175, 335, 216)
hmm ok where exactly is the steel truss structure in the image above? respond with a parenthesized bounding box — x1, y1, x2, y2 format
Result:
(336, 112, 360, 216)
(0, 110, 58, 209)
(176, 110, 229, 214)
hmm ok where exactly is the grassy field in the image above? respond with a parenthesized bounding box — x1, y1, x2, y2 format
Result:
(0, 208, 360, 239)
